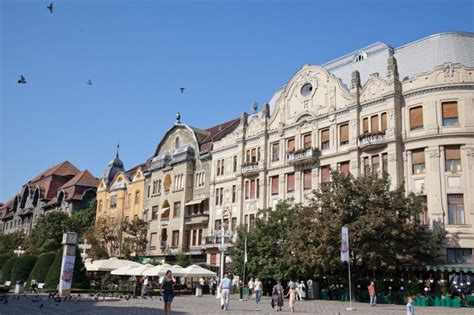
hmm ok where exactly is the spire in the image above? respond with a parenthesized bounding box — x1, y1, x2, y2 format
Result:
(176, 112, 181, 124)
(116, 143, 120, 158)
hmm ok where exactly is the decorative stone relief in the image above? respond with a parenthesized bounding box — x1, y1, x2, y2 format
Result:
(428, 150, 440, 159)
(444, 63, 454, 77)
(466, 149, 474, 169)
(388, 153, 397, 162)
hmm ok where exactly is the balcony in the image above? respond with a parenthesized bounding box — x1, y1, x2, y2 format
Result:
(160, 217, 170, 225)
(201, 235, 234, 248)
(287, 148, 318, 165)
(184, 211, 209, 225)
(160, 240, 167, 248)
(358, 132, 387, 151)
(240, 161, 263, 176)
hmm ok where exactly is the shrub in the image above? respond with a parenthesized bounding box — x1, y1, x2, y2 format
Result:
(11, 255, 37, 284)
(0, 254, 12, 270)
(26, 252, 56, 287)
(1, 256, 18, 283)
(45, 247, 90, 290)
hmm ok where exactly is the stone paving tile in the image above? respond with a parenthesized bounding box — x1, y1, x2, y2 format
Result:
(0, 294, 473, 315)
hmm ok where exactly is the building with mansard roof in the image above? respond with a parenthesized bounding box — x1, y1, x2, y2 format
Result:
(1, 161, 98, 235)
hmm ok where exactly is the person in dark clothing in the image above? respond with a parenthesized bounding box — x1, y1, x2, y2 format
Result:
(161, 270, 176, 315)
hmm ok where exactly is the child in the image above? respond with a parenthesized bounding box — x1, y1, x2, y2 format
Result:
(407, 296, 415, 315)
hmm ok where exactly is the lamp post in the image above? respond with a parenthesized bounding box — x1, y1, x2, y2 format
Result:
(79, 239, 92, 260)
(215, 224, 233, 298)
(13, 246, 25, 257)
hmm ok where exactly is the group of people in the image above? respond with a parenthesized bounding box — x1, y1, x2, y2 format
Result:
(132, 276, 151, 297)
(271, 280, 307, 312)
(368, 281, 416, 315)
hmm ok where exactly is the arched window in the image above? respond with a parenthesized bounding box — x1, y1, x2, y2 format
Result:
(164, 174, 172, 192)
(354, 51, 367, 62)
(175, 137, 181, 149)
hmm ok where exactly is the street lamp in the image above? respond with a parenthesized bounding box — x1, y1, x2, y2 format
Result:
(13, 246, 25, 257)
(215, 224, 233, 298)
(78, 239, 92, 260)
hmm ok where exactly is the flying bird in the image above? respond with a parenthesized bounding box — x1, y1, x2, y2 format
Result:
(87, 80, 93, 85)
(179, 87, 185, 93)
(17, 75, 26, 84)
(47, 3, 53, 13)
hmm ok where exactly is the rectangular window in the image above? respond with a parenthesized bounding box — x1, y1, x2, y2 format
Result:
(371, 115, 379, 133)
(339, 161, 350, 177)
(245, 181, 250, 200)
(215, 219, 222, 231)
(442, 101, 459, 126)
(217, 160, 221, 176)
(198, 229, 202, 245)
(412, 149, 426, 175)
(445, 146, 462, 173)
(173, 202, 181, 218)
(110, 195, 117, 209)
(251, 149, 257, 163)
(364, 157, 370, 176)
(381, 113, 387, 131)
(256, 179, 260, 198)
(135, 191, 140, 205)
(303, 134, 312, 149)
(244, 215, 249, 231)
(321, 165, 330, 183)
(250, 180, 256, 199)
(150, 233, 157, 249)
(419, 196, 429, 226)
(410, 106, 423, 130)
(271, 176, 279, 195)
(231, 218, 237, 231)
(249, 214, 255, 229)
(192, 230, 197, 246)
(372, 155, 380, 176)
(448, 194, 465, 225)
(152, 206, 159, 220)
(363, 117, 369, 133)
(219, 188, 224, 205)
(220, 159, 225, 175)
(447, 248, 472, 264)
(172, 230, 179, 247)
(303, 170, 312, 190)
(233, 156, 237, 172)
(272, 142, 280, 161)
(127, 193, 131, 209)
(287, 138, 295, 153)
(287, 173, 295, 193)
(147, 185, 151, 198)
(340, 123, 349, 145)
(321, 129, 330, 150)
(232, 185, 236, 203)
(215, 188, 219, 206)
(382, 153, 388, 173)
(210, 253, 217, 265)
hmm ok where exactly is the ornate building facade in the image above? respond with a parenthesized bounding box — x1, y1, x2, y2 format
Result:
(1, 161, 98, 235)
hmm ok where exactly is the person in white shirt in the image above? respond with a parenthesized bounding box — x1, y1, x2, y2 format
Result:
(254, 278, 263, 304)
(248, 277, 255, 299)
(220, 273, 232, 310)
(297, 281, 306, 300)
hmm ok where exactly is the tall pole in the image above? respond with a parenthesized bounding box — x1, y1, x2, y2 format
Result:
(220, 226, 225, 281)
(347, 261, 353, 310)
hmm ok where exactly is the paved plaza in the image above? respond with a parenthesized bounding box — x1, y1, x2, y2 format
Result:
(1, 294, 473, 315)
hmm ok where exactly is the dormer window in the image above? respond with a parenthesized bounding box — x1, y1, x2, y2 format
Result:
(354, 51, 367, 62)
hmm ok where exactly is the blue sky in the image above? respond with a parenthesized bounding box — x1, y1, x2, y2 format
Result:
(1, 0, 473, 201)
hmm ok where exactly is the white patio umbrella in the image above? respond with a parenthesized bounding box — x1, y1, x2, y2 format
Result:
(169, 264, 187, 277)
(85, 257, 142, 272)
(184, 264, 217, 277)
(142, 263, 172, 276)
(111, 264, 154, 276)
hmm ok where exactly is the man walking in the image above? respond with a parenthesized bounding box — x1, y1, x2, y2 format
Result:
(254, 278, 263, 304)
(248, 277, 255, 300)
(220, 273, 232, 311)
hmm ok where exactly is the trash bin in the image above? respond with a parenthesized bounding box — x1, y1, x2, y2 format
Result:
(15, 281, 24, 294)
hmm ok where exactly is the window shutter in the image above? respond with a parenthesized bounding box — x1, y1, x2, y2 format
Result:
(271, 176, 279, 195)
(303, 170, 312, 190)
(287, 173, 295, 192)
(412, 149, 425, 164)
(321, 129, 330, 142)
(410, 106, 423, 129)
(340, 161, 350, 176)
(442, 102, 458, 119)
(445, 146, 461, 160)
(371, 115, 379, 133)
(303, 134, 312, 149)
(321, 166, 330, 183)
(381, 113, 387, 131)
(245, 182, 249, 199)
(250, 180, 256, 199)
(287, 138, 295, 152)
(448, 194, 464, 205)
(340, 124, 349, 142)
(363, 118, 369, 133)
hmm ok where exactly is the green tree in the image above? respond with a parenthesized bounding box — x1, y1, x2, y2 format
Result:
(66, 199, 97, 237)
(0, 254, 12, 270)
(175, 251, 191, 268)
(26, 251, 56, 287)
(44, 247, 90, 290)
(120, 218, 148, 260)
(289, 171, 446, 283)
(11, 255, 37, 284)
(1, 256, 18, 283)
(45, 249, 62, 289)
(0, 231, 26, 255)
(27, 212, 69, 255)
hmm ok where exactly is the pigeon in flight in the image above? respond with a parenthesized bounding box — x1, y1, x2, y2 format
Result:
(87, 80, 93, 85)
(18, 75, 27, 84)
(47, 3, 53, 13)
(180, 87, 185, 93)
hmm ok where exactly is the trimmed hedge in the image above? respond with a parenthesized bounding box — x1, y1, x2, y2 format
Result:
(11, 255, 37, 284)
(45, 247, 90, 290)
(26, 251, 56, 287)
(0, 254, 12, 270)
(1, 256, 18, 283)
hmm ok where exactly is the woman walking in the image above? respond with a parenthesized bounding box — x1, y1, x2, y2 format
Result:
(161, 270, 176, 315)
(286, 284, 297, 312)
(272, 280, 284, 311)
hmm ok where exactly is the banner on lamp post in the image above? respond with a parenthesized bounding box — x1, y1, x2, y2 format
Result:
(341, 226, 350, 262)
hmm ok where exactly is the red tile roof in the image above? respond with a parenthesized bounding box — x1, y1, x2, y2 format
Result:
(59, 170, 99, 190)
(199, 117, 240, 153)
(30, 161, 80, 183)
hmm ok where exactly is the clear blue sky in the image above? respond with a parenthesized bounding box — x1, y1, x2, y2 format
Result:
(1, 0, 473, 201)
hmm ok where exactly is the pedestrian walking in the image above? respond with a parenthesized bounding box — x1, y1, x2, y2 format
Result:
(298, 281, 306, 300)
(286, 284, 297, 312)
(407, 296, 415, 315)
(272, 280, 284, 311)
(210, 278, 217, 296)
(142, 277, 149, 297)
(220, 273, 232, 311)
(254, 278, 263, 304)
(368, 281, 377, 306)
(248, 277, 254, 300)
(161, 270, 176, 315)
(196, 277, 204, 297)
